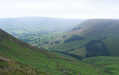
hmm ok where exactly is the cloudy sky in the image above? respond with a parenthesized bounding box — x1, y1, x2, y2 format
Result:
(0, 0, 119, 19)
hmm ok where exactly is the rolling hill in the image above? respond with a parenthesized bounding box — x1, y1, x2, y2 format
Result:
(41, 19, 119, 58)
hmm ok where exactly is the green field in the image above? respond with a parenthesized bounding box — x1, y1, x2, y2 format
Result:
(83, 56, 119, 75)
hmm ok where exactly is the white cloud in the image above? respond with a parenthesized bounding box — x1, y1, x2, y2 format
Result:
(0, 0, 119, 19)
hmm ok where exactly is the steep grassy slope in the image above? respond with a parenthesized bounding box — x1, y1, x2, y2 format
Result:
(83, 56, 119, 75)
(70, 19, 119, 57)
(0, 29, 101, 75)
(0, 56, 39, 75)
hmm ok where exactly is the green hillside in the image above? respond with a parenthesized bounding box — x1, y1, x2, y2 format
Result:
(83, 56, 119, 75)
(0, 29, 101, 75)
(0, 56, 39, 75)
(37, 19, 119, 58)
(70, 19, 119, 57)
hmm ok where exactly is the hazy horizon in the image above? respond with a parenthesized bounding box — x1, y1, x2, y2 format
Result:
(0, 0, 119, 19)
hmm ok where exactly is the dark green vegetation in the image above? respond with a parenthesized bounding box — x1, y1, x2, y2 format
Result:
(0, 29, 101, 75)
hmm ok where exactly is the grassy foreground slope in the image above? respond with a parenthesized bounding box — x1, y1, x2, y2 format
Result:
(0, 56, 39, 75)
(0, 29, 100, 75)
(83, 56, 119, 75)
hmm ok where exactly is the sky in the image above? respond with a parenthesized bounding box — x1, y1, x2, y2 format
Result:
(0, 0, 119, 19)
